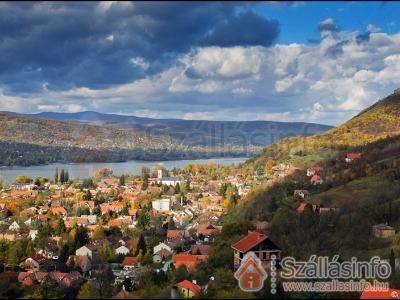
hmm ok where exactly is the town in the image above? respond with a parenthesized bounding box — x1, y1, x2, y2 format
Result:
(0, 147, 383, 299)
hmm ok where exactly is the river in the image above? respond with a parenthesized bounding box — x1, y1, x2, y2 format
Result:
(0, 157, 248, 184)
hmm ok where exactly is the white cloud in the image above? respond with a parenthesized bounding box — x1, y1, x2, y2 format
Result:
(131, 57, 149, 70)
(3, 30, 400, 126)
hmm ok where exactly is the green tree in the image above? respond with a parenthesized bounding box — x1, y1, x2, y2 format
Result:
(60, 169, 65, 184)
(55, 219, 66, 236)
(54, 167, 59, 184)
(119, 175, 125, 186)
(135, 234, 147, 256)
(77, 281, 100, 299)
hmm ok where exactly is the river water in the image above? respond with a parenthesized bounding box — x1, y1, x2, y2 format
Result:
(0, 157, 248, 183)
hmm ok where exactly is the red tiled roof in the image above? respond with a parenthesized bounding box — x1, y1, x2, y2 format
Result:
(311, 175, 323, 182)
(231, 231, 268, 253)
(167, 230, 184, 239)
(30, 253, 49, 264)
(122, 256, 137, 266)
(347, 152, 362, 160)
(176, 280, 202, 295)
(297, 203, 307, 212)
(360, 287, 400, 299)
(51, 207, 67, 215)
(174, 254, 207, 270)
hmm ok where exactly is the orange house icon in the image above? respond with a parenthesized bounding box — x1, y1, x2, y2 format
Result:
(234, 252, 268, 292)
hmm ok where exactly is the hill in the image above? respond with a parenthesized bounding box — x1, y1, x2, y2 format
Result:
(29, 111, 332, 147)
(0, 112, 246, 166)
(249, 89, 400, 167)
(222, 90, 400, 262)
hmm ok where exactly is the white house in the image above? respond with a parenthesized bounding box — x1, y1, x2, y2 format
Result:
(29, 229, 38, 240)
(76, 245, 93, 259)
(153, 242, 172, 254)
(8, 221, 20, 231)
(115, 245, 130, 256)
(152, 198, 171, 212)
(81, 215, 97, 225)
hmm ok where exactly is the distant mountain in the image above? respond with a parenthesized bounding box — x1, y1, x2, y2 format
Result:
(29, 111, 333, 147)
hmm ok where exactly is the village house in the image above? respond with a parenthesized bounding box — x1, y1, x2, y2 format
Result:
(75, 245, 95, 259)
(19, 254, 50, 272)
(152, 198, 171, 212)
(345, 152, 362, 163)
(8, 221, 20, 231)
(66, 255, 92, 273)
(307, 166, 323, 177)
(154, 242, 173, 254)
(231, 231, 282, 270)
(115, 245, 130, 256)
(372, 223, 396, 238)
(310, 175, 324, 185)
(122, 256, 137, 270)
(174, 280, 202, 298)
(294, 190, 311, 199)
(173, 253, 207, 271)
(153, 248, 173, 264)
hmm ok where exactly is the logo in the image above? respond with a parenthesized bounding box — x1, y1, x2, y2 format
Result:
(234, 252, 268, 292)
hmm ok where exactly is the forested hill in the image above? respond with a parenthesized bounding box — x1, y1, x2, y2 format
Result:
(250, 89, 400, 165)
(29, 111, 333, 147)
(0, 112, 247, 166)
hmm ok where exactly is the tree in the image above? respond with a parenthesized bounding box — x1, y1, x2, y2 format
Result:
(93, 167, 113, 179)
(98, 244, 114, 263)
(77, 281, 100, 299)
(137, 211, 150, 230)
(65, 171, 69, 183)
(83, 189, 92, 201)
(92, 267, 115, 299)
(15, 174, 32, 184)
(55, 219, 66, 236)
(60, 169, 65, 184)
(142, 174, 149, 190)
(31, 277, 65, 299)
(135, 234, 147, 256)
(54, 167, 59, 184)
(119, 175, 125, 186)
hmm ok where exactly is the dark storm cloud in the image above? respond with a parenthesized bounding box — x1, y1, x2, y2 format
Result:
(0, 2, 280, 92)
(201, 11, 280, 47)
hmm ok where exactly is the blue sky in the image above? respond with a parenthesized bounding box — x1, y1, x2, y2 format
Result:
(1, 1, 400, 126)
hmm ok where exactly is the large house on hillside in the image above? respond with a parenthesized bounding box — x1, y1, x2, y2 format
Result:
(231, 231, 282, 271)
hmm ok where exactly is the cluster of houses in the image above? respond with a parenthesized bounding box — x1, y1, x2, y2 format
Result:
(0, 166, 254, 298)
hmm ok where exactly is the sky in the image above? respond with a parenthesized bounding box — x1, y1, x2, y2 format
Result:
(1, 1, 400, 126)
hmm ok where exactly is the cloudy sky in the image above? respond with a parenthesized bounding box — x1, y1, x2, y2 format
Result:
(1, 1, 400, 125)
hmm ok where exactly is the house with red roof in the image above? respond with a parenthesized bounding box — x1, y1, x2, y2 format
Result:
(122, 256, 137, 270)
(175, 279, 202, 298)
(310, 175, 324, 185)
(173, 253, 207, 271)
(346, 152, 362, 163)
(307, 166, 323, 177)
(167, 229, 185, 240)
(50, 206, 67, 217)
(231, 231, 282, 270)
(297, 203, 317, 213)
(19, 254, 49, 272)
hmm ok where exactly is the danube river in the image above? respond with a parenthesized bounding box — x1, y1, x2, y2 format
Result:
(0, 157, 248, 184)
